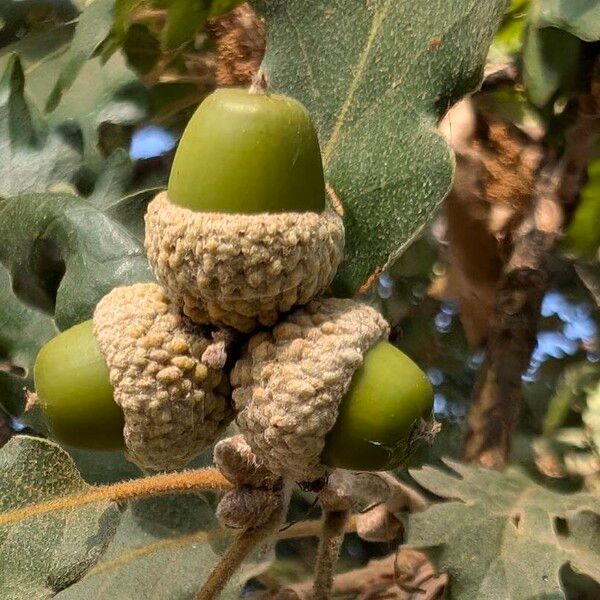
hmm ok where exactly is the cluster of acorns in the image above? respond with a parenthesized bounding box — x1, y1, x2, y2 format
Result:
(34, 85, 434, 488)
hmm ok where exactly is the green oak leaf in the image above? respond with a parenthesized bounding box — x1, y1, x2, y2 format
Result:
(543, 362, 600, 436)
(0, 143, 154, 418)
(55, 493, 267, 600)
(583, 382, 600, 453)
(0, 190, 153, 332)
(0, 436, 120, 599)
(489, 0, 530, 62)
(537, 0, 600, 42)
(0, 54, 82, 196)
(0, 21, 147, 171)
(0, 265, 57, 418)
(406, 459, 600, 599)
(155, 0, 243, 51)
(251, 0, 507, 295)
(522, 21, 583, 108)
(45, 0, 116, 112)
(564, 152, 600, 259)
(0, 1, 78, 46)
(88, 149, 162, 242)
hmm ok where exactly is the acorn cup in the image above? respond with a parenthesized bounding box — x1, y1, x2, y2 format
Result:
(231, 297, 435, 483)
(144, 84, 345, 333)
(34, 283, 233, 471)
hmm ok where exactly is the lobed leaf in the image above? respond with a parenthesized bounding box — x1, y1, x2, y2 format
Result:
(537, 0, 600, 42)
(251, 0, 508, 295)
(45, 0, 116, 112)
(0, 436, 120, 599)
(0, 19, 147, 170)
(56, 493, 265, 600)
(406, 459, 600, 599)
(0, 54, 82, 196)
(0, 265, 57, 418)
(0, 190, 153, 331)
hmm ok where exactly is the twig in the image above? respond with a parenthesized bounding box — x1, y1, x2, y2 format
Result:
(0, 468, 231, 526)
(196, 523, 275, 600)
(462, 80, 600, 469)
(196, 501, 286, 600)
(312, 508, 350, 600)
(87, 514, 358, 581)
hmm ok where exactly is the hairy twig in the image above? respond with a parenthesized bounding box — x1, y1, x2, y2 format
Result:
(197, 499, 287, 600)
(0, 468, 231, 526)
(462, 87, 600, 469)
(312, 508, 350, 600)
(196, 522, 276, 600)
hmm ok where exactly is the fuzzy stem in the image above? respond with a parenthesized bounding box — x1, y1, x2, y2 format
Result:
(313, 508, 350, 600)
(196, 512, 282, 600)
(249, 70, 269, 94)
(0, 468, 231, 526)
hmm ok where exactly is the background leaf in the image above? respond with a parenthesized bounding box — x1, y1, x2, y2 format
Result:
(564, 151, 600, 259)
(56, 493, 264, 600)
(0, 22, 147, 171)
(583, 382, 600, 453)
(522, 24, 582, 108)
(0, 1, 78, 46)
(0, 190, 153, 331)
(0, 265, 57, 418)
(45, 0, 116, 112)
(0, 436, 120, 599)
(405, 459, 600, 599)
(537, 0, 600, 42)
(0, 54, 82, 196)
(251, 0, 508, 295)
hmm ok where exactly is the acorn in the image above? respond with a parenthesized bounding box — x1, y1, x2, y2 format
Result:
(144, 84, 344, 333)
(34, 283, 233, 471)
(231, 298, 435, 482)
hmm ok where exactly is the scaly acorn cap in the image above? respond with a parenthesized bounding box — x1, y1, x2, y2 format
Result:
(93, 282, 233, 471)
(144, 191, 345, 332)
(231, 298, 390, 482)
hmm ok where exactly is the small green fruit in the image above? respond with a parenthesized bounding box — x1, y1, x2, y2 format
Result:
(168, 87, 326, 214)
(34, 320, 124, 450)
(321, 341, 433, 471)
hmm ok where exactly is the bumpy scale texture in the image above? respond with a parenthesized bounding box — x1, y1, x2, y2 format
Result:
(144, 192, 345, 332)
(214, 434, 278, 488)
(93, 283, 233, 471)
(232, 298, 390, 482)
(214, 435, 285, 529)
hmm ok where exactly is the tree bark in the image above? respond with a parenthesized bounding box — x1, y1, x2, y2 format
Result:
(462, 99, 600, 469)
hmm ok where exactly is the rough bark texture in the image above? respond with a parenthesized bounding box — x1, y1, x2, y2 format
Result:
(462, 93, 600, 469)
